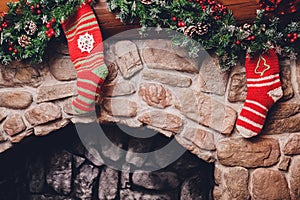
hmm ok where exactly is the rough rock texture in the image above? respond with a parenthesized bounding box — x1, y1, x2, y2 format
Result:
(175, 89, 236, 135)
(46, 150, 72, 195)
(290, 156, 300, 200)
(268, 103, 300, 120)
(0, 91, 32, 109)
(251, 168, 290, 200)
(264, 113, 300, 134)
(198, 55, 229, 95)
(49, 55, 77, 81)
(3, 114, 26, 136)
(37, 82, 76, 103)
(120, 189, 172, 200)
(103, 81, 136, 97)
(113, 40, 143, 78)
(25, 103, 62, 126)
(98, 167, 119, 200)
(227, 72, 247, 102)
(280, 60, 294, 100)
(74, 164, 99, 199)
(283, 133, 300, 155)
(85, 147, 104, 167)
(103, 98, 137, 117)
(278, 155, 291, 171)
(139, 83, 172, 108)
(138, 111, 183, 134)
(217, 138, 280, 167)
(34, 119, 69, 136)
(182, 128, 215, 151)
(223, 167, 250, 200)
(0, 66, 42, 87)
(181, 174, 212, 200)
(142, 69, 192, 87)
(132, 171, 179, 190)
(142, 42, 198, 73)
(0, 108, 7, 122)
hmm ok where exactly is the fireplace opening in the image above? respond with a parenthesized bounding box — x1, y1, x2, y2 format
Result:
(0, 123, 214, 200)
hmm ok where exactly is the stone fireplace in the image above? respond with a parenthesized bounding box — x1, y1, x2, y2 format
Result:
(0, 35, 300, 199)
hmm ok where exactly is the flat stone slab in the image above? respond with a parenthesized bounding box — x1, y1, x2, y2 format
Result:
(138, 111, 183, 134)
(142, 69, 192, 88)
(0, 91, 32, 109)
(113, 40, 143, 79)
(25, 103, 62, 126)
(3, 114, 26, 136)
(217, 138, 280, 168)
(37, 82, 76, 103)
(175, 88, 236, 135)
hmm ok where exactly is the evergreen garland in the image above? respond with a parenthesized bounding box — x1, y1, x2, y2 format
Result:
(0, 0, 89, 65)
(107, 0, 300, 70)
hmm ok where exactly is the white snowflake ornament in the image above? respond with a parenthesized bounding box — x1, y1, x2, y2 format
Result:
(77, 32, 95, 53)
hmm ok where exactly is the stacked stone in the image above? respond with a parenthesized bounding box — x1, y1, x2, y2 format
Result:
(0, 125, 213, 199)
(0, 38, 300, 199)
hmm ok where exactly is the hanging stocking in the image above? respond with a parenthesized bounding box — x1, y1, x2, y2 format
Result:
(236, 49, 283, 138)
(62, 2, 108, 114)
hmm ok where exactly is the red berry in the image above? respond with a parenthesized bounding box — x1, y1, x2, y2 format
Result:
(287, 33, 292, 38)
(172, 16, 177, 21)
(36, 4, 40, 8)
(13, 49, 18, 53)
(1, 12, 6, 17)
(87, 0, 93, 3)
(8, 47, 13, 51)
(49, 29, 55, 35)
(235, 40, 241, 45)
(251, 35, 255, 40)
(290, 38, 295, 43)
(45, 30, 49, 34)
(37, 10, 41, 14)
(0, 28, 2, 32)
(46, 23, 51, 29)
(47, 33, 52, 38)
(51, 18, 56, 23)
(30, 5, 35, 10)
(294, 32, 298, 38)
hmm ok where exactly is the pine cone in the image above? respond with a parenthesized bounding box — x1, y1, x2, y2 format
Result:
(184, 22, 209, 37)
(141, 0, 152, 5)
(18, 35, 31, 47)
(24, 20, 37, 35)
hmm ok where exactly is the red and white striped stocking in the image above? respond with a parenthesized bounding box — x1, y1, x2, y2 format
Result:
(236, 49, 283, 138)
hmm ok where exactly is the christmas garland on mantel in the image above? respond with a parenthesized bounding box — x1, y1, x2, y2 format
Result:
(0, 0, 299, 69)
(107, 0, 300, 69)
(0, 0, 91, 65)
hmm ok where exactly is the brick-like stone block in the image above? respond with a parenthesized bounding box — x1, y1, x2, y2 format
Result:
(175, 88, 236, 135)
(0, 91, 32, 109)
(25, 103, 62, 126)
(138, 111, 183, 134)
(113, 40, 143, 79)
(37, 82, 76, 103)
(217, 138, 280, 168)
(3, 114, 26, 136)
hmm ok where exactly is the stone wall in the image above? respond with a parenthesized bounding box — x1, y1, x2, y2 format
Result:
(0, 124, 213, 200)
(0, 38, 300, 199)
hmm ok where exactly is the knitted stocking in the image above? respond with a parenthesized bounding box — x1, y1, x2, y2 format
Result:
(62, 3, 108, 114)
(236, 49, 283, 138)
